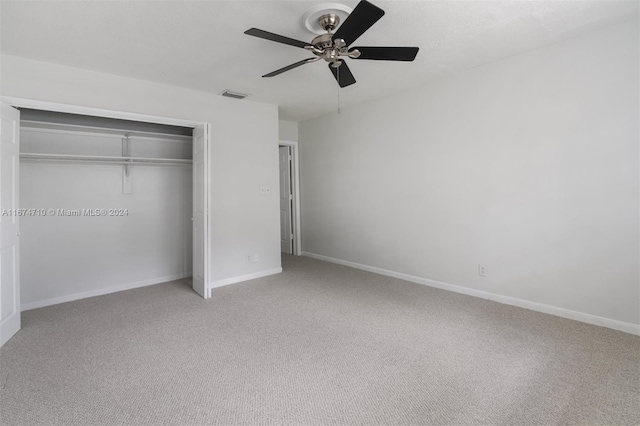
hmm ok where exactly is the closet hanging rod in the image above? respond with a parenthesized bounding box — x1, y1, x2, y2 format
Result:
(20, 153, 193, 165)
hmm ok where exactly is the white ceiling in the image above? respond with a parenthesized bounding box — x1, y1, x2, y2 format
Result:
(1, 1, 637, 122)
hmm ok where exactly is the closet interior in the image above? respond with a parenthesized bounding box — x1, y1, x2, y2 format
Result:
(18, 109, 195, 308)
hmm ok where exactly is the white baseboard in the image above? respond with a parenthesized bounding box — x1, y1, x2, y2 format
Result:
(21, 273, 192, 311)
(209, 268, 283, 296)
(301, 251, 640, 336)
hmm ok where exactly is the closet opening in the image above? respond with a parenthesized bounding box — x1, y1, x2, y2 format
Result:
(16, 108, 209, 310)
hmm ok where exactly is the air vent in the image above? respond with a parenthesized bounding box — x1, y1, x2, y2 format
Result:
(220, 90, 248, 100)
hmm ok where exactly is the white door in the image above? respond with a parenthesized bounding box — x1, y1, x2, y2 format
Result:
(279, 146, 293, 254)
(192, 124, 209, 298)
(0, 104, 20, 348)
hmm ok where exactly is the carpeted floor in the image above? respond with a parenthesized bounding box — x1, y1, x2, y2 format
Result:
(1, 254, 639, 425)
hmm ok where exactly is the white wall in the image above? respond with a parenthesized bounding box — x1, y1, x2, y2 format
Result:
(279, 120, 298, 142)
(299, 21, 639, 331)
(1, 54, 281, 294)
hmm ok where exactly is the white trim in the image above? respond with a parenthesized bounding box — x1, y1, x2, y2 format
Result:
(302, 251, 640, 336)
(209, 268, 282, 295)
(21, 273, 191, 311)
(279, 140, 301, 256)
(204, 123, 212, 298)
(1, 96, 202, 128)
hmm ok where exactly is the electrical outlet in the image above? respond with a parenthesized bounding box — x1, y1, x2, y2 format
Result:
(259, 187, 271, 195)
(246, 254, 259, 263)
(478, 264, 487, 277)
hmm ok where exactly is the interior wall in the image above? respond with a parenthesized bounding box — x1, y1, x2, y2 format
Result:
(1, 54, 281, 291)
(20, 128, 193, 307)
(299, 21, 639, 328)
(279, 120, 298, 142)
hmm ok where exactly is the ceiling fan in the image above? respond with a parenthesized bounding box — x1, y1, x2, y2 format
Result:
(244, 0, 419, 88)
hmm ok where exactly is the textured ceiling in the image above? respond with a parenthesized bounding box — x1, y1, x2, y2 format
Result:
(1, 1, 637, 122)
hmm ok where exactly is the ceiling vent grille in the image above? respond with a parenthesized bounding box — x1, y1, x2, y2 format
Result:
(220, 90, 248, 100)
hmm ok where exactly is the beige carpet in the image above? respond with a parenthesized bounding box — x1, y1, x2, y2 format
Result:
(1, 255, 638, 425)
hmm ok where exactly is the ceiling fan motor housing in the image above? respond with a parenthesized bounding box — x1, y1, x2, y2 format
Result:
(308, 34, 358, 65)
(309, 14, 360, 66)
(311, 33, 334, 50)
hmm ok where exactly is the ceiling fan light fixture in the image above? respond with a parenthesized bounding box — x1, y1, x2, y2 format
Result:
(219, 90, 249, 100)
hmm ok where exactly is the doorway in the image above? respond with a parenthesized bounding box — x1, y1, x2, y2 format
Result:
(278, 141, 300, 255)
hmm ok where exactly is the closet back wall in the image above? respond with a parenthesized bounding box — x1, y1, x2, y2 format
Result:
(20, 127, 192, 309)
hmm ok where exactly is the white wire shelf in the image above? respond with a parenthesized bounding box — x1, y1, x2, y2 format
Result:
(20, 120, 193, 142)
(20, 153, 193, 165)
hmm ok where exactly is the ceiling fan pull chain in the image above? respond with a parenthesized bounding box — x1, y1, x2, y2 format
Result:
(337, 63, 342, 115)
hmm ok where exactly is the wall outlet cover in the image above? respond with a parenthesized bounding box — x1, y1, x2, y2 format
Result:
(478, 264, 487, 277)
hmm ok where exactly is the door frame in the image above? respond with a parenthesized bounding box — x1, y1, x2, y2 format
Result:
(0, 104, 21, 348)
(1, 96, 212, 299)
(278, 140, 301, 256)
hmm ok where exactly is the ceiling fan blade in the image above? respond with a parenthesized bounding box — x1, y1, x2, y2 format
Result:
(332, 0, 385, 46)
(244, 28, 311, 49)
(351, 46, 419, 61)
(329, 61, 356, 88)
(263, 58, 318, 77)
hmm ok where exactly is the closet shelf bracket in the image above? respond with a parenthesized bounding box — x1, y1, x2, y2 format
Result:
(122, 135, 132, 194)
